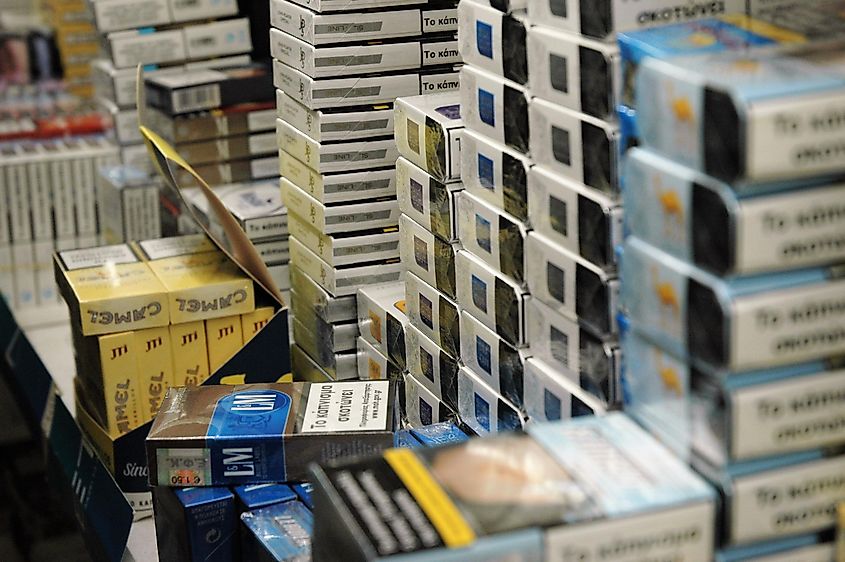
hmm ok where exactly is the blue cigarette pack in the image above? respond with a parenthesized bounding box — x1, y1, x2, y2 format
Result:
(234, 483, 297, 513)
(409, 422, 469, 447)
(240, 500, 313, 562)
(153, 486, 237, 562)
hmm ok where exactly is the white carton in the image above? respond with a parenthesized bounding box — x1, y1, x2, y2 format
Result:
(276, 90, 394, 143)
(399, 214, 459, 300)
(396, 157, 462, 243)
(405, 271, 461, 359)
(288, 213, 399, 267)
(394, 92, 463, 182)
(279, 150, 397, 204)
(405, 323, 459, 411)
(456, 365, 526, 436)
(461, 64, 530, 155)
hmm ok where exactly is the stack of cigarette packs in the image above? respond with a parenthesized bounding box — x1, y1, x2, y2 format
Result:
(619, 12, 845, 559)
(43, 0, 99, 98)
(0, 136, 119, 309)
(273, 0, 461, 382)
(88, 0, 257, 174)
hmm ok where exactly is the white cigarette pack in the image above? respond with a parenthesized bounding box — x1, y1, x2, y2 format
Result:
(461, 64, 530, 155)
(98, 96, 141, 144)
(289, 212, 399, 267)
(357, 282, 408, 369)
(18, 144, 52, 241)
(34, 240, 57, 305)
(2, 145, 32, 242)
(394, 92, 463, 182)
(290, 266, 357, 323)
(11, 242, 35, 309)
(285, 0, 431, 14)
(402, 373, 457, 428)
(279, 151, 397, 204)
(292, 295, 358, 353)
(457, 0, 527, 84)
(405, 271, 461, 359)
(396, 157, 462, 243)
(96, 165, 162, 245)
(405, 323, 459, 411)
(276, 90, 393, 143)
(291, 344, 332, 382)
(357, 337, 402, 381)
(217, 180, 288, 242)
(255, 239, 290, 267)
(523, 357, 605, 423)
(92, 0, 238, 33)
(293, 317, 359, 380)
(399, 214, 459, 301)
(269, 263, 291, 291)
(456, 366, 526, 436)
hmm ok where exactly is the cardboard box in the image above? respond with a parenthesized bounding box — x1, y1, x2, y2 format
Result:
(147, 381, 395, 485)
(290, 266, 357, 323)
(455, 249, 527, 348)
(625, 147, 845, 276)
(274, 59, 461, 110)
(405, 323, 459, 411)
(55, 244, 170, 336)
(152, 487, 237, 561)
(621, 236, 845, 371)
(276, 119, 399, 174)
(276, 90, 394, 143)
(269, 0, 458, 45)
(270, 28, 460, 78)
(457, 365, 526, 436)
(527, 298, 619, 406)
(145, 101, 275, 144)
(529, 97, 620, 196)
(528, 165, 622, 270)
(526, 231, 619, 337)
(292, 295, 358, 353)
(293, 317, 359, 380)
(457, 190, 528, 286)
(458, 0, 527, 84)
(464, 137, 529, 235)
(105, 17, 252, 69)
(280, 150, 397, 204)
(282, 178, 400, 235)
(93, 0, 238, 33)
(405, 271, 461, 359)
(400, 214, 459, 300)
(288, 212, 399, 268)
(401, 373, 458, 428)
(527, 24, 620, 120)
(357, 282, 408, 370)
(459, 309, 527, 410)
(175, 132, 277, 167)
(240, 501, 313, 561)
(96, 165, 162, 244)
(310, 413, 715, 560)
(290, 236, 403, 297)
(523, 357, 605, 423)
(357, 337, 403, 382)
(461, 64, 530, 155)
(396, 156, 463, 243)
(394, 92, 463, 182)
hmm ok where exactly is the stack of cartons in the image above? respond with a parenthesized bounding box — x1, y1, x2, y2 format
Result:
(271, 0, 462, 381)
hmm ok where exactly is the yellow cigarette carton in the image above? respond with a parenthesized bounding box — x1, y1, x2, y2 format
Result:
(241, 306, 275, 343)
(97, 331, 144, 438)
(134, 326, 174, 422)
(205, 315, 244, 373)
(170, 321, 210, 387)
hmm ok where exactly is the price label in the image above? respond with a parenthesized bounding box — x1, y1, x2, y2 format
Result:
(157, 448, 212, 487)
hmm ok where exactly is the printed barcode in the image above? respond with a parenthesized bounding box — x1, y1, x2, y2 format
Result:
(173, 84, 222, 113)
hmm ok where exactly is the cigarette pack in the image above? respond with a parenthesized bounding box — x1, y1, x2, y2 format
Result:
(461, 64, 530, 155)
(396, 157, 463, 243)
(290, 237, 403, 298)
(405, 323, 459, 411)
(276, 90, 394, 143)
(696, 450, 845, 547)
(357, 337, 403, 381)
(523, 357, 605, 423)
(280, 150, 397, 204)
(152, 487, 236, 562)
(309, 413, 715, 562)
(2, 145, 31, 242)
(455, 249, 528, 348)
(169, 320, 210, 387)
(623, 328, 845, 467)
(400, 214, 459, 300)
(217, 180, 288, 242)
(405, 271, 461, 359)
(145, 63, 273, 116)
(291, 344, 333, 382)
(253, 238, 290, 267)
(394, 92, 463, 183)
(97, 96, 141, 144)
(528, 165, 622, 270)
(134, 326, 174, 422)
(274, 59, 461, 110)
(205, 315, 244, 373)
(270, 28, 460, 79)
(625, 148, 845, 276)
(401, 373, 458, 428)
(457, 190, 528, 286)
(409, 422, 469, 447)
(55, 244, 169, 336)
(457, 0, 527, 84)
(147, 381, 396, 486)
(176, 132, 277, 166)
(621, 236, 845, 371)
(174, 156, 279, 188)
(292, 296, 358, 353)
(526, 231, 619, 337)
(290, 266, 357, 323)
(233, 483, 297, 513)
(96, 165, 162, 245)
(284, 0, 437, 14)
(16, 144, 53, 242)
(276, 119, 399, 174)
(34, 240, 58, 305)
(357, 282, 409, 370)
(282, 178, 400, 235)
(105, 17, 252, 68)
(527, 24, 620, 120)
(460, 128, 530, 223)
(636, 46, 845, 184)
(146, 102, 276, 145)
(528, 298, 620, 406)
(293, 317, 359, 380)
(270, 0, 458, 45)
(12, 243, 35, 309)
(529, 97, 620, 196)
(241, 501, 313, 562)
(241, 306, 277, 344)
(93, 0, 238, 33)
(121, 143, 156, 176)
(457, 365, 526, 436)
(459, 309, 526, 409)
(717, 534, 835, 562)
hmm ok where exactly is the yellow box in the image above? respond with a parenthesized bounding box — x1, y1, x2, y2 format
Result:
(97, 331, 144, 438)
(55, 245, 170, 337)
(134, 326, 174, 422)
(169, 321, 210, 387)
(241, 306, 275, 343)
(205, 315, 244, 373)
